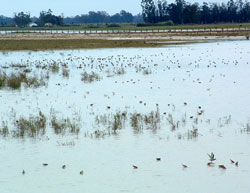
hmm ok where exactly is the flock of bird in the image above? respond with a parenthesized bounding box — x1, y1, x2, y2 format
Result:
(132, 152, 239, 171)
(207, 152, 238, 169)
(22, 164, 84, 175)
(21, 152, 238, 176)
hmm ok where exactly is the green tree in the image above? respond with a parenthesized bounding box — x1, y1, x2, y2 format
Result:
(183, 3, 200, 24)
(141, 0, 157, 23)
(38, 9, 64, 26)
(201, 2, 211, 24)
(227, 0, 237, 22)
(14, 12, 31, 27)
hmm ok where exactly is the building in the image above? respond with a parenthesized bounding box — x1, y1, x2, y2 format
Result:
(28, 22, 38, 27)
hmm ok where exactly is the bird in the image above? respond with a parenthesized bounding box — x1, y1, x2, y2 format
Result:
(22, 170, 25, 175)
(80, 170, 84, 175)
(207, 162, 215, 167)
(182, 164, 188, 168)
(133, 165, 138, 169)
(62, 165, 66, 169)
(43, 163, 48, 166)
(230, 159, 235, 164)
(156, 158, 161, 161)
(235, 161, 238, 167)
(218, 165, 226, 170)
(208, 152, 216, 162)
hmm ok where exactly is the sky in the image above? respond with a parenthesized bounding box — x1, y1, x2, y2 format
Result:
(1, 0, 228, 17)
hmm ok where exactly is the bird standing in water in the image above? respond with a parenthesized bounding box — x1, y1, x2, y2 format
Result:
(218, 165, 227, 170)
(133, 165, 138, 169)
(182, 164, 188, 168)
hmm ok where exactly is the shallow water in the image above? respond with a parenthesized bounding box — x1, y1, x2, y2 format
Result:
(0, 40, 250, 193)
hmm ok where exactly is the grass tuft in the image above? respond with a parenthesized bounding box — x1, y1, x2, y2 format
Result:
(81, 71, 101, 83)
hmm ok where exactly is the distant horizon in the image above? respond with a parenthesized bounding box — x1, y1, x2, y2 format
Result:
(1, 0, 228, 17)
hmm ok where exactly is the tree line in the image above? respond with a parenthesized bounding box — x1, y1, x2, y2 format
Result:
(141, 0, 250, 24)
(12, 10, 63, 27)
(1, 0, 250, 27)
(64, 10, 143, 24)
(0, 10, 142, 27)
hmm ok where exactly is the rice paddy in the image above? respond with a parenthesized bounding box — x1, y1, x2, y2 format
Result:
(0, 40, 250, 193)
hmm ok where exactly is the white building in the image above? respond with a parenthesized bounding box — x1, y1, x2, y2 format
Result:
(45, 23, 53, 27)
(28, 22, 38, 27)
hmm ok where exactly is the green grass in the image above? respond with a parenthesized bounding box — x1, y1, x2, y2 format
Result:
(0, 39, 161, 51)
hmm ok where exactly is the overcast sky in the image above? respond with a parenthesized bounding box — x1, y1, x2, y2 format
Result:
(1, 0, 228, 17)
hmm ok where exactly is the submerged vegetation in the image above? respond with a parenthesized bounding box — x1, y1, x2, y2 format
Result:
(0, 71, 47, 89)
(14, 111, 46, 138)
(0, 110, 81, 138)
(62, 68, 70, 78)
(6, 73, 24, 89)
(81, 71, 101, 83)
(51, 116, 80, 135)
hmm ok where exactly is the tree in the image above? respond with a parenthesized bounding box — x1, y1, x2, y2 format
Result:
(227, 0, 237, 22)
(14, 12, 31, 27)
(242, 0, 250, 22)
(211, 3, 220, 23)
(175, 0, 186, 24)
(38, 9, 64, 26)
(183, 3, 200, 24)
(120, 10, 133, 23)
(200, 2, 211, 24)
(141, 0, 157, 23)
(0, 16, 13, 26)
(156, 0, 169, 22)
(88, 11, 109, 23)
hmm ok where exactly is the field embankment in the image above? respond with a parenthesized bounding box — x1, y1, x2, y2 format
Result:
(0, 29, 249, 50)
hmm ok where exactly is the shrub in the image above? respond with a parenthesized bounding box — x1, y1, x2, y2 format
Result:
(106, 23, 121, 28)
(14, 111, 47, 138)
(157, 20, 174, 26)
(136, 20, 174, 27)
(7, 73, 24, 89)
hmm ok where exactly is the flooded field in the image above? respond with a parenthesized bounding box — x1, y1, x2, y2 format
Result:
(1, 40, 250, 193)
